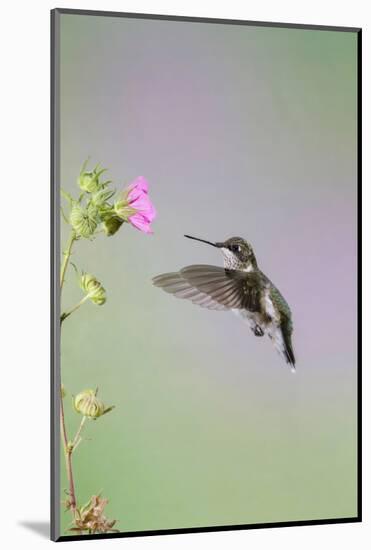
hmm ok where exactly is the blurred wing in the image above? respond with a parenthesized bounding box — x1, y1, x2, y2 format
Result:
(153, 265, 262, 311)
(152, 270, 228, 310)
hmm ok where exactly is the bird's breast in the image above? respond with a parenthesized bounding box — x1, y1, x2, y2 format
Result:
(233, 308, 266, 328)
(261, 289, 280, 324)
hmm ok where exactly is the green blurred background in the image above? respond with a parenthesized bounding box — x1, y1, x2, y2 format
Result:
(59, 13, 358, 535)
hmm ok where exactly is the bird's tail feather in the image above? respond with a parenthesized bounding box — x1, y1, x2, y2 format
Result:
(268, 324, 296, 372)
(281, 324, 296, 371)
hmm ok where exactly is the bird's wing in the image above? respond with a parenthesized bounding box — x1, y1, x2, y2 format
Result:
(153, 265, 262, 311)
(152, 270, 227, 310)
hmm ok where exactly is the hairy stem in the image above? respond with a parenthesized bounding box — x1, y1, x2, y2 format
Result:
(60, 393, 77, 514)
(72, 416, 87, 449)
(60, 228, 79, 519)
(60, 230, 76, 289)
(65, 449, 77, 513)
(61, 294, 90, 324)
(60, 388, 68, 454)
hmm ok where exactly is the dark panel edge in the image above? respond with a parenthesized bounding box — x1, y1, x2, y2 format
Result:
(57, 517, 361, 542)
(53, 7, 361, 32)
(50, 7, 61, 543)
(356, 28, 362, 522)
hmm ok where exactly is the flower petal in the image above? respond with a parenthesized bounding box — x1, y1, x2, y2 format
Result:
(128, 212, 154, 234)
(129, 194, 157, 222)
(127, 176, 148, 201)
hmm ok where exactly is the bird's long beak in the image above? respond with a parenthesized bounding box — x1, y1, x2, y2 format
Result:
(184, 235, 223, 248)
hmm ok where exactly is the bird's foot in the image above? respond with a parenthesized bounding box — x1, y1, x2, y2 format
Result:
(252, 325, 264, 337)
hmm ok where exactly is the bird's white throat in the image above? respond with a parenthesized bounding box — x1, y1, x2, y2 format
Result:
(221, 248, 254, 271)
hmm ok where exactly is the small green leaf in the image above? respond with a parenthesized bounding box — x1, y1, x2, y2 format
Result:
(61, 188, 74, 205)
(60, 206, 69, 224)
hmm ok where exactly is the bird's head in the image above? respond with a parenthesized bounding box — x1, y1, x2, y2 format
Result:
(184, 235, 257, 271)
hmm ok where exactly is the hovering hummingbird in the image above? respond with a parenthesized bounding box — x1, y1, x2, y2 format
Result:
(152, 235, 295, 371)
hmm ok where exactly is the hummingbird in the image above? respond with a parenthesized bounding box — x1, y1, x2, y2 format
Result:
(152, 235, 295, 371)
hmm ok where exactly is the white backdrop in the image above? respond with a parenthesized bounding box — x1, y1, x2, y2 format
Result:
(0, 0, 368, 548)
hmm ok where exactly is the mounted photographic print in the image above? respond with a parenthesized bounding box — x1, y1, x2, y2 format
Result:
(51, 8, 361, 541)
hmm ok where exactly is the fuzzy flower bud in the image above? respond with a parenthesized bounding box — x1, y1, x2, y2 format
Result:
(78, 171, 100, 193)
(77, 164, 106, 193)
(102, 214, 124, 236)
(70, 203, 99, 238)
(99, 203, 124, 237)
(74, 389, 114, 419)
(80, 273, 106, 305)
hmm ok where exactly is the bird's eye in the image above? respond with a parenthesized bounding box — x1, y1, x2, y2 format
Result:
(231, 244, 241, 253)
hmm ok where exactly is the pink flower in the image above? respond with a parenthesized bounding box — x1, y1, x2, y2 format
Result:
(115, 177, 156, 234)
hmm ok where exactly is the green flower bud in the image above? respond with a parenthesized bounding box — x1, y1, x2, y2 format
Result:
(80, 273, 106, 305)
(74, 389, 114, 419)
(78, 170, 101, 193)
(102, 215, 124, 236)
(90, 189, 115, 208)
(99, 203, 124, 236)
(70, 203, 98, 238)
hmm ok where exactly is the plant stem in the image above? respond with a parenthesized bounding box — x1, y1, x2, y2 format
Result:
(65, 449, 77, 513)
(60, 390, 68, 454)
(60, 230, 77, 290)
(61, 294, 90, 324)
(60, 394, 77, 514)
(60, 230, 80, 518)
(72, 416, 87, 449)
(59, 198, 88, 525)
